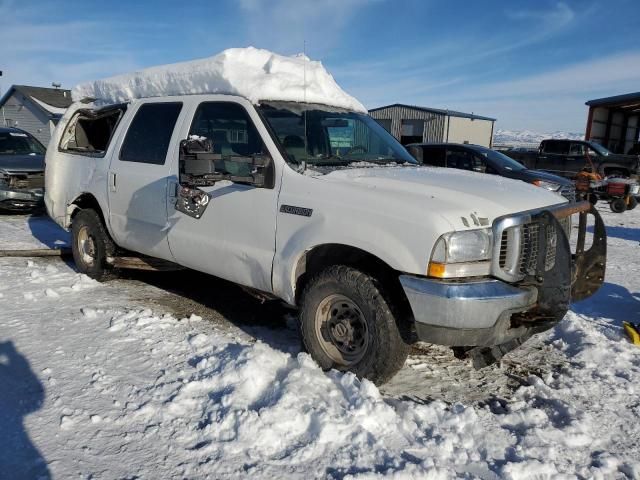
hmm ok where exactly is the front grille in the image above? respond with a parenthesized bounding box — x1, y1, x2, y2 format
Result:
(8, 173, 44, 190)
(497, 219, 558, 281)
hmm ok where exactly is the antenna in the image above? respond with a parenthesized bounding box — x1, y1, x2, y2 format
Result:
(300, 40, 308, 173)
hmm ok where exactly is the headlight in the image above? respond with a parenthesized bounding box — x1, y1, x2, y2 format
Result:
(533, 180, 562, 192)
(428, 228, 492, 278)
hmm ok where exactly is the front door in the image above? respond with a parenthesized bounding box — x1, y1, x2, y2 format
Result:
(166, 99, 280, 293)
(107, 100, 185, 260)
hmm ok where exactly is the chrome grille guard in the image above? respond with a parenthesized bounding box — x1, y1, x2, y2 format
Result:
(491, 201, 606, 302)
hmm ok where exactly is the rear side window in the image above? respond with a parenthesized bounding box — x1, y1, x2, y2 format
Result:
(59, 107, 125, 156)
(120, 103, 182, 165)
(569, 143, 586, 156)
(446, 149, 475, 170)
(421, 146, 446, 166)
(543, 141, 569, 155)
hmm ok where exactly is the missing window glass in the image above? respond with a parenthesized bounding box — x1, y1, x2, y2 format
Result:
(59, 105, 126, 156)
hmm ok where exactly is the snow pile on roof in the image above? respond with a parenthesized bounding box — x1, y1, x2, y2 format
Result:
(72, 47, 366, 112)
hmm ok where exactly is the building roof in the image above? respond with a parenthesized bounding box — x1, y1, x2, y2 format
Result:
(585, 92, 640, 110)
(0, 84, 72, 117)
(368, 103, 496, 122)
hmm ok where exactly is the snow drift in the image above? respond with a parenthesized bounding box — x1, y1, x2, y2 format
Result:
(72, 47, 366, 112)
(1, 209, 640, 478)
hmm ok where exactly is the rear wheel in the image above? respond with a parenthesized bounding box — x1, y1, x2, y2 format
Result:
(610, 198, 627, 213)
(71, 209, 117, 280)
(299, 265, 409, 384)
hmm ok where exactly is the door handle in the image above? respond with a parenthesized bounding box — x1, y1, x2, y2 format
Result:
(168, 180, 178, 198)
(109, 172, 117, 192)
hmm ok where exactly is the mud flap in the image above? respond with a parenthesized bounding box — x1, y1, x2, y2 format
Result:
(572, 205, 606, 301)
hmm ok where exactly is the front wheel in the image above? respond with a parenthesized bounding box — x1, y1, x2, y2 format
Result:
(71, 209, 117, 281)
(610, 198, 627, 213)
(627, 196, 638, 211)
(299, 265, 409, 385)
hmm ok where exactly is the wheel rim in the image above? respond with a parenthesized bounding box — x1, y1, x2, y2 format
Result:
(314, 294, 369, 366)
(76, 226, 97, 266)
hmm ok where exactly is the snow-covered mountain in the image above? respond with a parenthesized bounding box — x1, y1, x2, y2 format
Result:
(494, 129, 584, 147)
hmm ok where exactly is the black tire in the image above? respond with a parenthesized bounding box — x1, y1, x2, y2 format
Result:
(610, 198, 627, 214)
(299, 265, 409, 384)
(71, 209, 117, 281)
(627, 196, 638, 211)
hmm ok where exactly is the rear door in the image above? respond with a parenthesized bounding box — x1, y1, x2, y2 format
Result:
(538, 140, 569, 176)
(565, 142, 588, 177)
(107, 100, 186, 260)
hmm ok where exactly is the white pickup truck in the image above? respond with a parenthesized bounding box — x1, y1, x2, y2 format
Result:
(45, 50, 606, 384)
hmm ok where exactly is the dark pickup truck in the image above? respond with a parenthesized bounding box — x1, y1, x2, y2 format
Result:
(504, 139, 640, 179)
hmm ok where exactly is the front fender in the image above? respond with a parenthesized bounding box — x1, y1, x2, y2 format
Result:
(272, 219, 427, 305)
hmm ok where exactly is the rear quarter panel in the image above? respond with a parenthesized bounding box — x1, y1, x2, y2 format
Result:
(44, 102, 124, 229)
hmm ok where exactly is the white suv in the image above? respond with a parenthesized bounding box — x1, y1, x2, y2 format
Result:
(45, 93, 606, 384)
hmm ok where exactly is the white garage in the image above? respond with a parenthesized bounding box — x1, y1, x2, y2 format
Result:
(369, 103, 496, 147)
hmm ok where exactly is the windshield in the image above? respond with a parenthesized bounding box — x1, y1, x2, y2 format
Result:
(587, 141, 611, 156)
(257, 102, 416, 166)
(0, 131, 46, 155)
(473, 145, 526, 171)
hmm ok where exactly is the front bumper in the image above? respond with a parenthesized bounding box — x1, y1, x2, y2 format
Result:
(401, 201, 606, 349)
(400, 276, 537, 346)
(0, 187, 44, 210)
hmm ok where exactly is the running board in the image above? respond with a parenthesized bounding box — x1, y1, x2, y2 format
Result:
(109, 256, 184, 271)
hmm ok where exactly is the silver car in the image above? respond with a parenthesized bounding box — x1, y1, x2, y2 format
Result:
(0, 127, 45, 211)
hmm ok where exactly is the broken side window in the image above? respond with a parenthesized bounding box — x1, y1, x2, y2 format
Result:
(59, 105, 127, 157)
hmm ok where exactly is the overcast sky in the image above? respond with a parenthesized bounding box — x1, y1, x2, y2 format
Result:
(1, 0, 638, 131)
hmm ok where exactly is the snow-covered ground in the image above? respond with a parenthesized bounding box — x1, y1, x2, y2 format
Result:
(0, 207, 639, 479)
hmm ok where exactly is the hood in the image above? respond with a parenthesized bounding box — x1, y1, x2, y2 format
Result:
(517, 169, 573, 185)
(319, 166, 566, 230)
(0, 154, 45, 174)
(607, 153, 640, 163)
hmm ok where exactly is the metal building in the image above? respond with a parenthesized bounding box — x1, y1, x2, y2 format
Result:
(0, 85, 72, 146)
(369, 104, 496, 147)
(585, 92, 640, 154)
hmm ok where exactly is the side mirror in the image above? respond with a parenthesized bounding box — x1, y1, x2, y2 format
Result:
(175, 137, 273, 219)
(178, 137, 271, 188)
